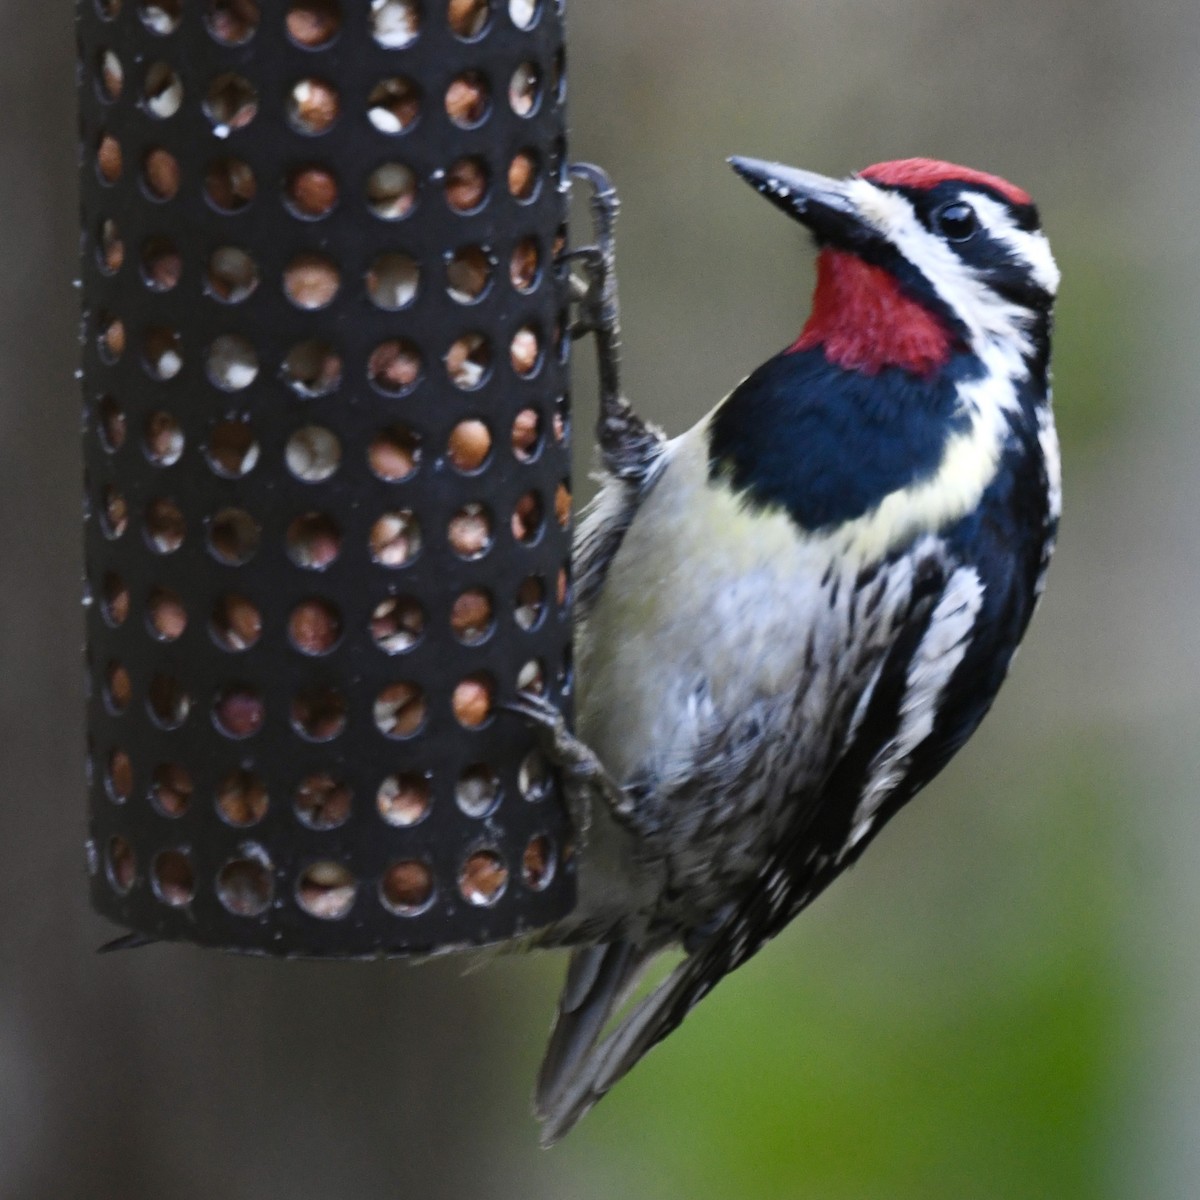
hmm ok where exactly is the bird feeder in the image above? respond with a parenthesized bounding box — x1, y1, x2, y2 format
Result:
(78, 0, 576, 956)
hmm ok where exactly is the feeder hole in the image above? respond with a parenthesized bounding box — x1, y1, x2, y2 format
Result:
(512, 407, 541, 460)
(152, 849, 195, 906)
(143, 62, 183, 119)
(205, 72, 259, 133)
(366, 162, 418, 220)
(148, 672, 191, 729)
(368, 77, 420, 133)
(377, 773, 431, 826)
(514, 576, 545, 631)
(98, 49, 123, 101)
(445, 71, 489, 127)
(289, 78, 340, 134)
(142, 147, 181, 200)
(101, 485, 128, 538)
(151, 763, 193, 817)
(444, 156, 489, 213)
(373, 682, 426, 738)
(519, 749, 550, 801)
(98, 220, 124, 274)
(205, 157, 257, 212)
(448, 503, 492, 559)
(456, 764, 499, 817)
(508, 62, 540, 116)
(370, 596, 424, 653)
(508, 150, 539, 200)
(143, 326, 183, 380)
(291, 685, 348, 741)
(512, 491, 543, 542)
(287, 0, 342, 48)
(510, 237, 539, 291)
(139, 0, 182, 35)
(289, 598, 342, 655)
(382, 861, 434, 913)
(450, 589, 492, 643)
(448, 0, 488, 39)
(369, 511, 421, 567)
(107, 749, 134, 802)
(366, 253, 419, 310)
(211, 593, 263, 651)
(447, 245, 493, 302)
(511, 325, 541, 376)
(97, 133, 122, 184)
(294, 773, 351, 829)
(459, 849, 507, 906)
(214, 683, 265, 738)
(217, 854, 273, 916)
(206, 419, 260, 477)
(105, 661, 132, 713)
(286, 165, 339, 218)
(286, 425, 342, 482)
(207, 507, 260, 564)
(145, 497, 186, 554)
(297, 862, 356, 919)
(147, 587, 188, 640)
(217, 768, 269, 826)
(206, 0, 260, 44)
(284, 253, 340, 309)
(445, 333, 490, 389)
(140, 236, 182, 292)
(448, 420, 491, 472)
(206, 246, 260, 304)
(453, 673, 493, 728)
(371, 0, 420, 48)
(102, 572, 130, 626)
(368, 425, 421, 481)
(522, 835, 554, 890)
(283, 340, 342, 396)
(369, 339, 422, 394)
(107, 836, 136, 892)
(287, 512, 342, 569)
(143, 410, 184, 465)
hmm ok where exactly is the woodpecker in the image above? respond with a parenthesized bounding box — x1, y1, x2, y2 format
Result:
(517, 156, 1061, 1144)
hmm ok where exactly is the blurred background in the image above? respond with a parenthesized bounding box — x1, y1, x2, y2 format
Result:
(4, 0, 1199, 1196)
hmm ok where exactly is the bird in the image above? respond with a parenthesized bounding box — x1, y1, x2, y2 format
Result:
(514, 155, 1062, 1144)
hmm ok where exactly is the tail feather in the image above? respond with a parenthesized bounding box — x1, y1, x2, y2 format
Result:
(537, 952, 712, 1146)
(535, 942, 650, 1121)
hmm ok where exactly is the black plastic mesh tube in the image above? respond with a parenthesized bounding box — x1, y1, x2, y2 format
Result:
(78, 0, 576, 956)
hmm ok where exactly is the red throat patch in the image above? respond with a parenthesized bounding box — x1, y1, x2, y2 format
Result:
(789, 249, 957, 378)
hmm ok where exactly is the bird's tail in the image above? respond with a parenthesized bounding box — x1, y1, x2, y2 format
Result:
(535, 942, 649, 1124)
(535, 943, 717, 1146)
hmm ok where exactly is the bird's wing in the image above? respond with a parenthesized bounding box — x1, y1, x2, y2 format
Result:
(538, 549, 999, 1145)
(571, 442, 668, 621)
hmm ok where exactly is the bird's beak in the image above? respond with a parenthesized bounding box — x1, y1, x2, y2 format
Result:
(729, 156, 868, 246)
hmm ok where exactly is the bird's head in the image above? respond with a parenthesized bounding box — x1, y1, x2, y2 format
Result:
(729, 156, 1058, 378)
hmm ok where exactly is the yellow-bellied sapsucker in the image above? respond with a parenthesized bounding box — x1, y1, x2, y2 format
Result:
(515, 156, 1061, 1143)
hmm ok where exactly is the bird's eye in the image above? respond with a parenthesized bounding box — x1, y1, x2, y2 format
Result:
(936, 202, 979, 242)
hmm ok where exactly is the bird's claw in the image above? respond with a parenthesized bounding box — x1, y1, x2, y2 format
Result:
(504, 695, 628, 815)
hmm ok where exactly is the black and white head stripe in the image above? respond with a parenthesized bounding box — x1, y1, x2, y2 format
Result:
(841, 177, 1058, 352)
(729, 156, 1058, 352)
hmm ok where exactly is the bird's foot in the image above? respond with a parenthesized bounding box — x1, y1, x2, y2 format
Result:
(565, 163, 663, 484)
(564, 164, 620, 344)
(504, 694, 629, 818)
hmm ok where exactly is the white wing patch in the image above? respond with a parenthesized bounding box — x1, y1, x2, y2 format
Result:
(842, 564, 986, 856)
